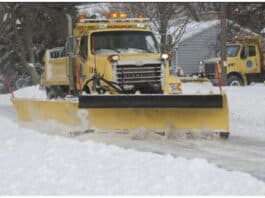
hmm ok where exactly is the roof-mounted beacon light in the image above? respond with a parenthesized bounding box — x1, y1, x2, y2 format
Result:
(107, 12, 118, 19)
(78, 15, 86, 22)
(234, 35, 239, 40)
(137, 13, 145, 19)
(118, 12, 128, 18)
(107, 12, 128, 19)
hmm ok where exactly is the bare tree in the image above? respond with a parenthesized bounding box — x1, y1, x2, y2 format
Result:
(9, 4, 40, 84)
(111, 2, 201, 52)
(0, 3, 78, 86)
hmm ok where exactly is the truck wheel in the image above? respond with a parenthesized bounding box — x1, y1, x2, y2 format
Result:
(227, 75, 243, 86)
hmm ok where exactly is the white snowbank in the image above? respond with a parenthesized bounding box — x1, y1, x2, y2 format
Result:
(0, 116, 265, 195)
(1, 84, 265, 195)
(181, 80, 219, 94)
(1, 84, 265, 139)
(13, 85, 47, 99)
(0, 85, 46, 105)
(224, 84, 265, 139)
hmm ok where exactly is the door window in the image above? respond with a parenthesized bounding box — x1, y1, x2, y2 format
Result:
(79, 36, 88, 59)
(248, 46, 256, 57)
(240, 46, 249, 59)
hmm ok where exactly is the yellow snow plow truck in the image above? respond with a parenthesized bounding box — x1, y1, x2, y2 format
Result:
(201, 36, 265, 86)
(12, 12, 229, 138)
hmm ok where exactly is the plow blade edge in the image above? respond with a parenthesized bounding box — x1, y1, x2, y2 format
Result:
(78, 94, 223, 108)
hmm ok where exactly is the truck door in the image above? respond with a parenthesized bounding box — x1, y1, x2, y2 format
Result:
(77, 35, 90, 88)
(240, 45, 260, 74)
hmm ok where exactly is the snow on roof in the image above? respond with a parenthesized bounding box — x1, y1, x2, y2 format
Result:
(168, 20, 219, 44)
(180, 20, 219, 42)
(228, 21, 257, 36)
(169, 19, 256, 45)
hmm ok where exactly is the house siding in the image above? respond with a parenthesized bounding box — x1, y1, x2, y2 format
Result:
(173, 25, 219, 75)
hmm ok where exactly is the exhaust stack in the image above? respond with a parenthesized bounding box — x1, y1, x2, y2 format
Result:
(66, 14, 76, 93)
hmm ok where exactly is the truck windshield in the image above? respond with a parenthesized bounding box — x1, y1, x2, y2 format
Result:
(227, 45, 240, 57)
(91, 31, 159, 54)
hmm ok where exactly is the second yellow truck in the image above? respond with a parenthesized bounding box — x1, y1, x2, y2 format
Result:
(201, 36, 265, 86)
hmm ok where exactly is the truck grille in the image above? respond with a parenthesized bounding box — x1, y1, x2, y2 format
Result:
(116, 64, 162, 85)
(204, 63, 216, 74)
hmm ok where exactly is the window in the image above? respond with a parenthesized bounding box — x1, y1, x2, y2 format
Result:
(226, 45, 239, 57)
(91, 31, 159, 55)
(79, 36, 88, 59)
(248, 46, 256, 57)
(240, 46, 249, 59)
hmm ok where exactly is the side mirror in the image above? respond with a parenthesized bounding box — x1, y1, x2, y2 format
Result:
(66, 36, 78, 57)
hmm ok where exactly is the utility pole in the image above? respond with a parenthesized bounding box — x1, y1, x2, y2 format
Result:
(220, 3, 227, 86)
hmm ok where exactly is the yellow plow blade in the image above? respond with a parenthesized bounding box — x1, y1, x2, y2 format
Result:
(12, 94, 229, 136)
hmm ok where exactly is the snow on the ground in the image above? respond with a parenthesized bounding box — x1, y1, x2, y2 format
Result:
(1, 84, 265, 195)
(0, 116, 265, 195)
(181, 80, 219, 94)
(224, 84, 265, 139)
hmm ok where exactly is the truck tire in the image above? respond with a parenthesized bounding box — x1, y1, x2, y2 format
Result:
(227, 75, 243, 86)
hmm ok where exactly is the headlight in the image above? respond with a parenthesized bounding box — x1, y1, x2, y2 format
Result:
(108, 54, 120, 62)
(161, 53, 172, 61)
(161, 53, 169, 60)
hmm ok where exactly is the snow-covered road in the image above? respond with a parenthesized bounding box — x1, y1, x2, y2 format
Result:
(1, 84, 265, 195)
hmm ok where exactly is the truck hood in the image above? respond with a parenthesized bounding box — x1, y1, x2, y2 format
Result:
(96, 53, 162, 62)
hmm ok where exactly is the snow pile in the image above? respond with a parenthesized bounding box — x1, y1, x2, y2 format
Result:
(13, 85, 46, 99)
(225, 84, 265, 139)
(0, 85, 46, 105)
(1, 84, 265, 195)
(0, 116, 265, 195)
(181, 80, 219, 94)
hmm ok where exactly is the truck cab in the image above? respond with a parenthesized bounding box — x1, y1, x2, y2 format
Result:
(42, 12, 180, 98)
(201, 36, 265, 86)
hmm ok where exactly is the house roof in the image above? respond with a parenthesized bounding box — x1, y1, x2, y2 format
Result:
(169, 19, 256, 45)
(168, 20, 219, 44)
(180, 20, 219, 42)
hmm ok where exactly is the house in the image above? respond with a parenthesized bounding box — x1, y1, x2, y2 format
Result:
(170, 20, 256, 75)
